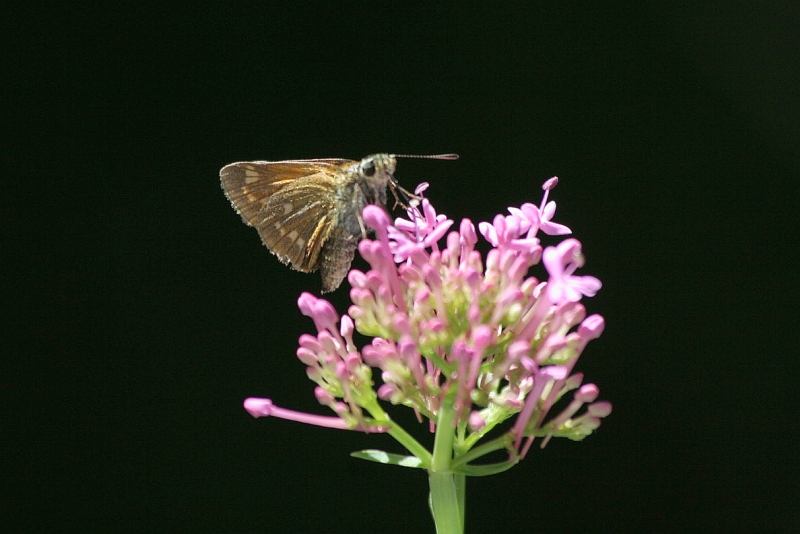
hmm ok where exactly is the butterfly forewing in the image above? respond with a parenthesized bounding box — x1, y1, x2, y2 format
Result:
(220, 160, 351, 224)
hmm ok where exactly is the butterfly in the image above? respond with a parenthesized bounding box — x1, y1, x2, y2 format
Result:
(220, 153, 457, 292)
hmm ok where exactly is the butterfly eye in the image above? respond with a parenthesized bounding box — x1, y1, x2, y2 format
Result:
(361, 159, 376, 177)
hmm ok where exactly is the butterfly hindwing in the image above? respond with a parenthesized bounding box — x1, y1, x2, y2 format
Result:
(256, 178, 339, 271)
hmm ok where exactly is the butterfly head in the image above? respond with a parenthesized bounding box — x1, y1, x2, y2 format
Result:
(357, 154, 397, 187)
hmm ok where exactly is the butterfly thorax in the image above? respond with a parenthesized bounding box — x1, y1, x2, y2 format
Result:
(318, 154, 397, 292)
(334, 154, 396, 234)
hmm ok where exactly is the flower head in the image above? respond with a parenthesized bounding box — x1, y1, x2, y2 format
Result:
(245, 177, 610, 466)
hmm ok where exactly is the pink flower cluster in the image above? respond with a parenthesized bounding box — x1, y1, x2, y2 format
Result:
(245, 179, 611, 459)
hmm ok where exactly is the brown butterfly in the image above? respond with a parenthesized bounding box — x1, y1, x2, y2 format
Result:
(220, 153, 458, 293)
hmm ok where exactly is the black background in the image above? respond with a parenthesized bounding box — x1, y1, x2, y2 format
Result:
(4, 3, 799, 532)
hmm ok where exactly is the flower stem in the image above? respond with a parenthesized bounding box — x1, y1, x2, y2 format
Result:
(428, 404, 464, 534)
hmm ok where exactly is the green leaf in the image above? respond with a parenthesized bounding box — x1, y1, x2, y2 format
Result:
(453, 460, 518, 477)
(351, 449, 425, 469)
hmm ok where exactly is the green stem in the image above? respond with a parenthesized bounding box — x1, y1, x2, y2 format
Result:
(455, 472, 466, 529)
(452, 433, 513, 470)
(428, 404, 464, 534)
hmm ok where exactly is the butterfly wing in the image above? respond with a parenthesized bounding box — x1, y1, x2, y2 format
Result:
(220, 159, 356, 272)
(317, 225, 360, 293)
(220, 159, 351, 224)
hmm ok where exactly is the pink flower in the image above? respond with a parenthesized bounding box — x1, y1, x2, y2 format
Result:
(543, 239, 602, 304)
(245, 177, 610, 467)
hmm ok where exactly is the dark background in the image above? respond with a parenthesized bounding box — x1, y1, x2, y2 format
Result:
(4, 3, 798, 532)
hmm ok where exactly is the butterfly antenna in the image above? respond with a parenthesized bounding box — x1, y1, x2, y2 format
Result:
(392, 153, 459, 161)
